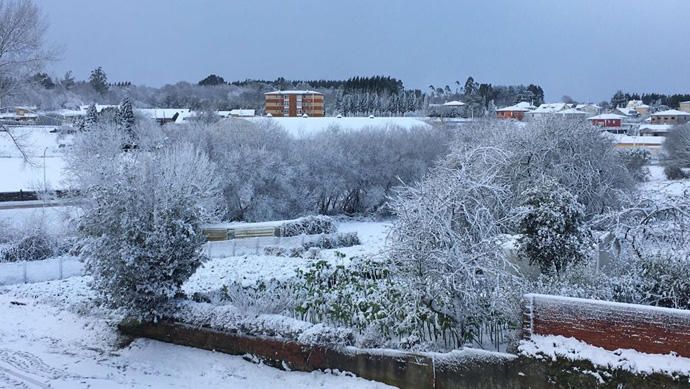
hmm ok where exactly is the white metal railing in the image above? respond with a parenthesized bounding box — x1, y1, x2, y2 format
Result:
(0, 256, 83, 285)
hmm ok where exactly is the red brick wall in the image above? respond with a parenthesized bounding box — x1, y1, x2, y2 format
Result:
(524, 294, 690, 358)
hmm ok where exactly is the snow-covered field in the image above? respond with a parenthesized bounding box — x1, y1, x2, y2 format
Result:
(0, 278, 390, 388)
(0, 205, 77, 233)
(0, 126, 69, 192)
(245, 116, 430, 137)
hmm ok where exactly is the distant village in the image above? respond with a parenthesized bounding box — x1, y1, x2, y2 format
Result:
(1, 88, 688, 156)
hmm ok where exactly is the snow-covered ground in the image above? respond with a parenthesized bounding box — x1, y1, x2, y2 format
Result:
(0, 205, 77, 233)
(641, 165, 690, 199)
(185, 220, 390, 294)
(0, 126, 69, 192)
(245, 116, 430, 138)
(0, 278, 391, 388)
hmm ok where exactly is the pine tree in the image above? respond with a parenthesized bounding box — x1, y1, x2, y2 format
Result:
(89, 66, 109, 95)
(117, 97, 136, 136)
(85, 104, 98, 129)
(62, 71, 75, 90)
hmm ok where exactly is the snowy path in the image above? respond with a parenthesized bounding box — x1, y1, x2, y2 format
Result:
(0, 280, 392, 388)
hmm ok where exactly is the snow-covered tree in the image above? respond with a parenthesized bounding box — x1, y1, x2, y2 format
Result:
(515, 179, 593, 274)
(116, 97, 136, 136)
(662, 123, 690, 179)
(0, 0, 52, 161)
(75, 139, 223, 320)
(84, 103, 98, 128)
(389, 146, 522, 346)
(89, 66, 108, 95)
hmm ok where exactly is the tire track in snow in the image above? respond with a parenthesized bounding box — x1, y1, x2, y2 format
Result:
(0, 367, 45, 389)
(0, 349, 55, 389)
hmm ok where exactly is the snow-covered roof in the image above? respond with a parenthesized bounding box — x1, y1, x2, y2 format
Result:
(529, 103, 569, 114)
(79, 104, 119, 113)
(616, 107, 638, 116)
(651, 109, 690, 116)
(497, 102, 534, 112)
(264, 90, 323, 95)
(576, 103, 601, 109)
(588, 113, 625, 120)
(54, 109, 85, 117)
(639, 124, 673, 133)
(136, 108, 191, 119)
(229, 109, 255, 117)
(557, 108, 588, 115)
(442, 100, 465, 107)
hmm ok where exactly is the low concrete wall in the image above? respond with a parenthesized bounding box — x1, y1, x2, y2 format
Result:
(119, 320, 690, 388)
(524, 294, 690, 358)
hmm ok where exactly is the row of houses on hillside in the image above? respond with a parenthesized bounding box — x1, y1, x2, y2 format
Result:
(496, 102, 602, 121)
(0, 105, 257, 126)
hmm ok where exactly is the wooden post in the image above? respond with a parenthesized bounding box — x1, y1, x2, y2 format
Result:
(23, 261, 28, 283)
(59, 256, 63, 279)
(232, 240, 236, 257)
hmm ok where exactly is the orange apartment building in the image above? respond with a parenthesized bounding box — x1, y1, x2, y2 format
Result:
(264, 90, 324, 117)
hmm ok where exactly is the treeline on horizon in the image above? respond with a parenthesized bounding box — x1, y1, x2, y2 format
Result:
(610, 90, 690, 109)
(16, 68, 550, 117)
(15, 67, 690, 114)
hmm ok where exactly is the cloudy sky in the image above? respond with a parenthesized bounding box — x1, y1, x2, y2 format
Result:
(37, 0, 690, 102)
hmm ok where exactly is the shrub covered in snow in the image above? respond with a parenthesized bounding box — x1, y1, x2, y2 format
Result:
(618, 148, 651, 182)
(302, 232, 360, 250)
(514, 180, 593, 274)
(280, 216, 337, 237)
(0, 233, 56, 263)
(662, 123, 690, 177)
(664, 166, 688, 180)
(75, 139, 223, 320)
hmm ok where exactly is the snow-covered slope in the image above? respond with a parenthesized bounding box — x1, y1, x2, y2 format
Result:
(245, 116, 430, 137)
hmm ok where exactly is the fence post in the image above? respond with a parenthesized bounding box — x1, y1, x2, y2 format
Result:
(59, 256, 63, 280)
(232, 240, 236, 257)
(23, 261, 28, 284)
(255, 237, 260, 255)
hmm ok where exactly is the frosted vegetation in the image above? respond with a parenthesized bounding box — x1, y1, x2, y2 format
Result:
(8, 108, 687, 353)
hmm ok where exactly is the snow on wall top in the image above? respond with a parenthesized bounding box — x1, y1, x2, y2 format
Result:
(520, 334, 690, 378)
(652, 109, 690, 116)
(525, 293, 690, 317)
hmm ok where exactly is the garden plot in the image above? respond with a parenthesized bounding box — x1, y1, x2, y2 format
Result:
(184, 220, 390, 295)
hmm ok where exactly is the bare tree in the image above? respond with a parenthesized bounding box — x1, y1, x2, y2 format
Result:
(0, 0, 53, 161)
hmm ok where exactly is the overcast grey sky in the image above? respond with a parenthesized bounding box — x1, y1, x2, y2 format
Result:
(37, 0, 690, 102)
